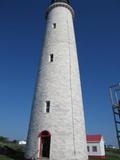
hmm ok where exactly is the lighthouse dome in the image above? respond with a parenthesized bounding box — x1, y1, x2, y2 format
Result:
(51, 0, 70, 4)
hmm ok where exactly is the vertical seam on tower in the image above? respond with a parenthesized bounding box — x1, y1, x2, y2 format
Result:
(67, 12, 76, 155)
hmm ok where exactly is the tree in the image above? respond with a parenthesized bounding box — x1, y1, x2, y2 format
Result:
(12, 140, 18, 144)
(0, 136, 9, 143)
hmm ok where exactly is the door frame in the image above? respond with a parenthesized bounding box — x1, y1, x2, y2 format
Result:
(39, 130, 51, 159)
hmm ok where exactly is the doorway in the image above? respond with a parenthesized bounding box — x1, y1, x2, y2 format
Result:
(40, 131, 51, 158)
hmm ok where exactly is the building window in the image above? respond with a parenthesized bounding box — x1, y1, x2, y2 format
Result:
(87, 146, 90, 152)
(46, 101, 50, 113)
(52, 23, 56, 29)
(92, 146, 97, 152)
(49, 54, 54, 62)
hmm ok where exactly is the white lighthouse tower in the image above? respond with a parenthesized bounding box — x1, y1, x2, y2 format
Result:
(25, 0, 88, 160)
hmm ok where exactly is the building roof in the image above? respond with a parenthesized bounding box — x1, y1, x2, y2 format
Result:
(86, 134, 102, 142)
(51, 0, 70, 5)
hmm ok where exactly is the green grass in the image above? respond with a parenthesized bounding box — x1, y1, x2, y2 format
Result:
(89, 157, 120, 160)
(0, 142, 25, 152)
(0, 155, 14, 160)
(0, 142, 120, 160)
(0, 142, 24, 160)
(88, 149, 120, 160)
(106, 158, 120, 160)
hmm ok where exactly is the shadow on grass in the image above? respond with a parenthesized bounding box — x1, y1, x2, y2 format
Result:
(0, 146, 24, 160)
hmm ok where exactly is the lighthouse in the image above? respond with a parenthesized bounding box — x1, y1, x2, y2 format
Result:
(25, 0, 88, 160)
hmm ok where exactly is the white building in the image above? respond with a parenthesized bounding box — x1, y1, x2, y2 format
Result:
(87, 134, 105, 158)
(25, 0, 88, 160)
(19, 140, 26, 145)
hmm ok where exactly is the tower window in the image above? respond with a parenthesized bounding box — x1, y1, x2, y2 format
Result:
(49, 54, 54, 62)
(46, 101, 50, 113)
(92, 146, 97, 152)
(52, 23, 56, 29)
(87, 146, 90, 152)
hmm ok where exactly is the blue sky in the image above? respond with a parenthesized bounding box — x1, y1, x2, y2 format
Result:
(0, 0, 120, 146)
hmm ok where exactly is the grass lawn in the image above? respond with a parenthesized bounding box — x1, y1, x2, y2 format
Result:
(89, 149, 120, 160)
(0, 155, 119, 160)
(89, 157, 120, 160)
(105, 158, 120, 160)
(0, 142, 24, 160)
(0, 155, 14, 160)
(0, 156, 119, 160)
(0, 143, 119, 160)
